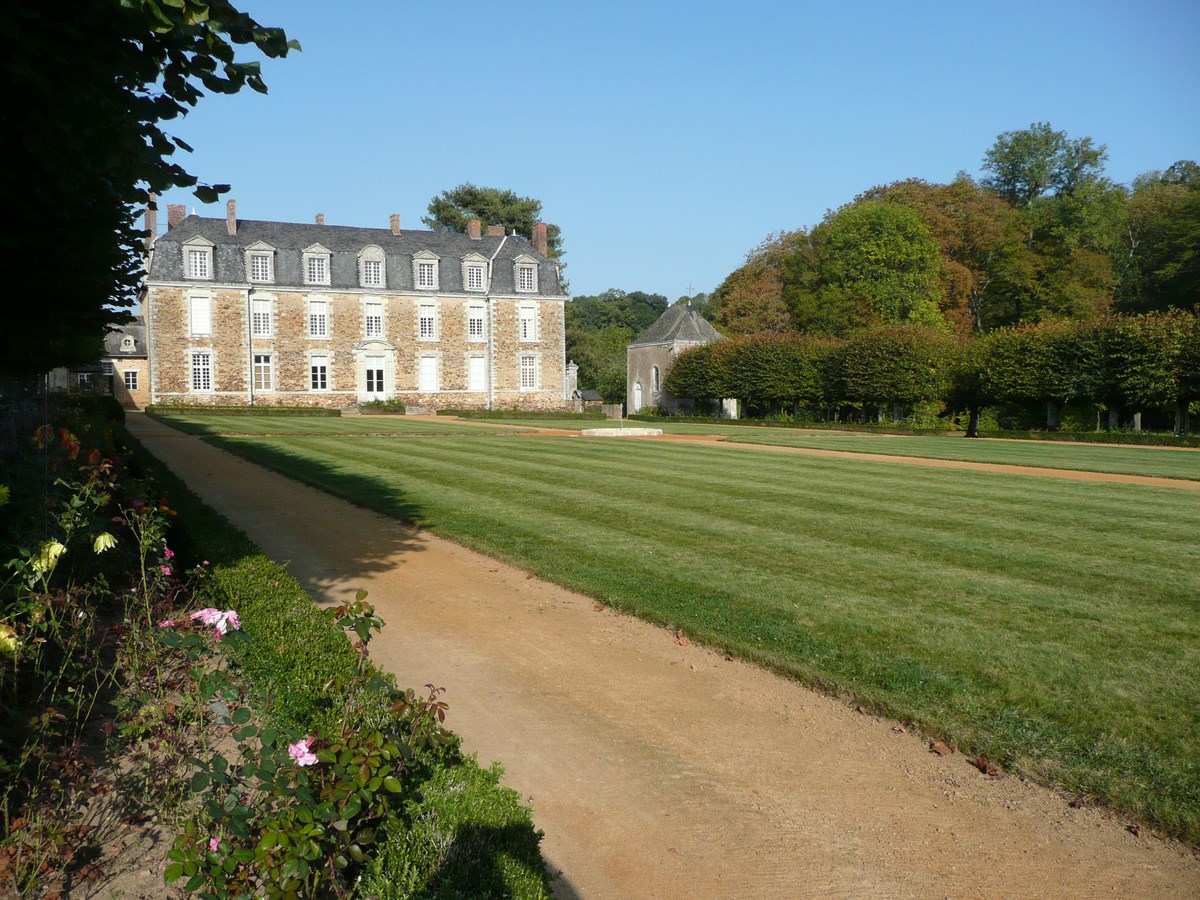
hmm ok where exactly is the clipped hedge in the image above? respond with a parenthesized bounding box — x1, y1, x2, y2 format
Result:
(437, 408, 606, 420)
(121, 426, 553, 896)
(146, 404, 341, 417)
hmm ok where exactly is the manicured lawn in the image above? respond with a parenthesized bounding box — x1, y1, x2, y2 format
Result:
(150, 413, 534, 436)
(716, 429, 1200, 481)
(178, 424, 1200, 842)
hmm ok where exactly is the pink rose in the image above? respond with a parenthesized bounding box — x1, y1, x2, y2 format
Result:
(164, 547, 175, 559)
(158, 619, 175, 627)
(287, 737, 318, 767)
(209, 837, 219, 852)
(160, 565, 172, 577)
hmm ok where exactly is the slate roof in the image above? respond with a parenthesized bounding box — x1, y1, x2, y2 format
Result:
(148, 216, 564, 296)
(629, 302, 722, 347)
(104, 316, 147, 358)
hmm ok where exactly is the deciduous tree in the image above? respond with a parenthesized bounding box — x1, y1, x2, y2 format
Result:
(2, 0, 298, 377)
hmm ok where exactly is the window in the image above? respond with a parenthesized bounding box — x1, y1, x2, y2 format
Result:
(652, 366, 660, 393)
(77, 372, 92, 386)
(123, 370, 138, 391)
(251, 298, 273, 337)
(253, 354, 273, 391)
(102, 360, 114, 376)
(303, 245, 331, 285)
(189, 295, 212, 336)
(249, 252, 273, 283)
(186, 247, 212, 279)
(191, 352, 212, 392)
(466, 264, 484, 292)
(365, 301, 383, 339)
(360, 246, 386, 288)
(518, 303, 537, 341)
(120, 336, 136, 351)
(514, 260, 538, 293)
(413, 251, 439, 289)
(308, 299, 329, 338)
(418, 302, 437, 340)
(468, 303, 486, 341)
(310, 355, 329, 391)
(418, 356, 438, 392)
(520, 354, 538, 390)
(467, 355, 486, 391)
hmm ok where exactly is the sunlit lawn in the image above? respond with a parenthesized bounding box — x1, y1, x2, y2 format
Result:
(153, 413, 1200, 840)
(150, 413, 534, 436)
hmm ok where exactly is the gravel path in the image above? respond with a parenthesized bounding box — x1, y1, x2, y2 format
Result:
(127, 413, 1200, 899)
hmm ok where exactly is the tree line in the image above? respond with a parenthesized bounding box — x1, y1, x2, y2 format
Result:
(706, 124, 1199, 338)
(664, 311, 1199, 436)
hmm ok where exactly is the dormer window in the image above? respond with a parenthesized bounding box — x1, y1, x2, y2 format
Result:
(303, 244, 332, 286)
(359, 246, 386, 288)
(413, 251, 439, 290)
(244, 241, 276, 284)
(182, 236, 214, 280)
(120, 336, 136, 352)
(513, 255, 538, 293)
(461, 252, 487, 293)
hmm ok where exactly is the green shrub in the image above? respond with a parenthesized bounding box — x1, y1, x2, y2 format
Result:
(438, 409, 605, 420)
(147, 405, 341, 417)
(360, 399, 408, 414)
(364, 760, 552, 899)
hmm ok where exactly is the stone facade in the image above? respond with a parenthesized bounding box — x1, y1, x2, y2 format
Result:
(144, 204, 569, 411)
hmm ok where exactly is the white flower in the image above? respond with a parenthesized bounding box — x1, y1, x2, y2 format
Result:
(31, 541, 67, 577)
(93, 532, 118, 554)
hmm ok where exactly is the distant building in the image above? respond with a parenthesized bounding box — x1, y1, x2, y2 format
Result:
(627, 302, 729, 415)
(143, 201, 569, 411)
(42, 317, 149, 409)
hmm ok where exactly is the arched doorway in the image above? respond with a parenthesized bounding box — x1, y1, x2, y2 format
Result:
(633, 381, 643, 413)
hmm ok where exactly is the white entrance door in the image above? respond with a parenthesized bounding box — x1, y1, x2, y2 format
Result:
(364, 355, 385, 401)
(467, 356, 485, 392)
(633, 381, 643, 413)
(419, 356, 438, 393)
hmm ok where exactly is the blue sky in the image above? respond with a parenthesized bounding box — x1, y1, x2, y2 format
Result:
(154, 0, 1199, 301)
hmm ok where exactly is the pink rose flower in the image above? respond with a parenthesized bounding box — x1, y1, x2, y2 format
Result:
(191, 607, 241, 638)
(209, 837, 219, 852)
(288, 737, 318, 767)
(160, 565, 172, 576)
(164, 547, 175, 559)
(158, 619, 175, 627)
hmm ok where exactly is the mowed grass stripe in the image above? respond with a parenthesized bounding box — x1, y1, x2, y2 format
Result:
(212, 431, 1200, 840)
(719, 429, 1200, 481)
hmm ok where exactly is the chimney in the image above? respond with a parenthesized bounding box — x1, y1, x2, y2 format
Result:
(532, 222, 548, 256)
(390, 213, 401, 235)
(145, 194, 158, 251)
(225, 198, 237, 235)
(167, 204, 185, 229)
(467, 218, 482, 240)
(315, 213, 325, 225)
(486, 224, 505, 237)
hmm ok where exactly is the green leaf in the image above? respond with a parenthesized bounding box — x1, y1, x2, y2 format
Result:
(231, 707, 251, 725)
(190, 771, 210, 792)
(164, 863, 185, 884)
(184, 874, 205, 892)
(381, 775, 402, 793)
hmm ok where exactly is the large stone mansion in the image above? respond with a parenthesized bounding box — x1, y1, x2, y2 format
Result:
(143, 200, 570, 411)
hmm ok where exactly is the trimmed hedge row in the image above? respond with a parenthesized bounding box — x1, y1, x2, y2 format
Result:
(123, 427, 553, 896)
(437, 408, 607, 420)
(146, 405, 341, 417)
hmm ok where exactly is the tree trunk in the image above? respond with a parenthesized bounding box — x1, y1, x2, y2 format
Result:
(875, 405, 884, 425)
(1176, 401, 1190, 436)
(1107, 406, 1120, 431)
(966, 405, 981, 438)
(892, 403, 903, 424)
(1046, 400, 1061, 431)
(1132, 411, 1142, 432)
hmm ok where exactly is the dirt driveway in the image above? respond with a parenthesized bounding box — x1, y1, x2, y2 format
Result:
(126, 414, 1199, 898)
